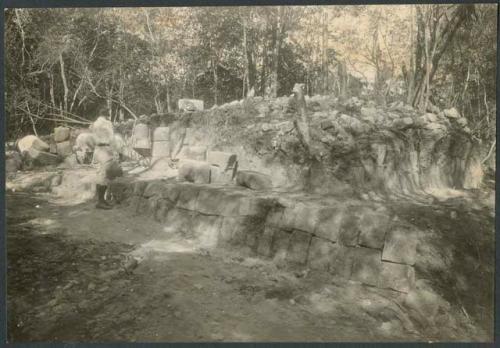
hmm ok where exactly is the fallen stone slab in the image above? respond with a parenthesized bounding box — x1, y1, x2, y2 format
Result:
(54, 126, 70, 142)
(236, 170, 273, 191)
(209, 165, 235, 183)
(378, 262, 415, 293)
(206, 151, 237, 172)
(178, 159, 211, 184)
(382, 223, 419, 266)
(23, 148, 60, 166)
(18, 135, 50, 153)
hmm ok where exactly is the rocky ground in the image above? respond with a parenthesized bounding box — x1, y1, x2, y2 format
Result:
(6, 177, 494, 342)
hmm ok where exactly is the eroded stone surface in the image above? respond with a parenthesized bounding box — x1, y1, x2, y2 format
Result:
(286, 230, 312, 265)
(307, 237, 335, 271)
(175, 184, 201, 210)
(350, 247, 382, 286)
(329, 244, 354, 280)
(314, 205, 345, 242)
(382, 223, 419, 265)
(236, 170, 273, 191)
(379, 262, 415, 293)
(270, 229, 291, 261)
(358, 211, 390, 249)
(337, 207, 363, 246)
(256, 226, 275, 257)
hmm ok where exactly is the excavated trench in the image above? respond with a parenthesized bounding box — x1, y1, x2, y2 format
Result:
(6, 167, 494, 341)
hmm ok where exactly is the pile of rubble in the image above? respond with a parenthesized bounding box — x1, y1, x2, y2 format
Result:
(6, 93, 485, 197)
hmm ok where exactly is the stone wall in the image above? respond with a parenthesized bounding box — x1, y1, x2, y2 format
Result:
(110, 178, 420, 294)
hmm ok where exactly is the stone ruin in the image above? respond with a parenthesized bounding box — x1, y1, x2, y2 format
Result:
(5, 93, 490, 297)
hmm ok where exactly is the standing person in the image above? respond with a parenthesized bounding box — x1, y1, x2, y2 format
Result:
(92, 116, 123, 210)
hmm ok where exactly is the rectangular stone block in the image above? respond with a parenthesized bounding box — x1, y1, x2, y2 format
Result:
(270, 229, 291, 262)
(350, 247, 382, 287)
(266, 208, 284, 227)
(54, 126, 70, 142)
(136, 197, 150, 215)
(56, 141, 73, 157)
(191, 214, 223, 248)
(206, 151, 237, 172)
(329, 244, 354, 280)
(382, 224, 419, 265)
(256, 226, 275, 257)
(307, 237, 335, 271)
(152, 140, 170, 159)
(337, 206, 364, 246)
(379, 262, 415, 293)
(160, 184, 182, 203)
(280, 203, 322, 233)
(243, 217, 266, 251)
(358, 211, 390, 249)
(108, 179, 133, 204)
(128, 195, 141, 213)
(153, 126, 170, 142)
(164, 208, 195, 233)
(145, 196, 161, 217)
(196, 188, 243, 216)
(176, 184, 201, 210)
(154, 199, 173, 223)
(238, 196, 270, 216)
(219, 217, 241, 245)
(143, 180, 166, 198)
(286, 230, 312, 265)
(314, 206, 345, 242)
(133, 181, 149, 196)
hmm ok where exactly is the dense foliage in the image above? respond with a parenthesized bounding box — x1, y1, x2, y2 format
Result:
(5, 5, 497, 145)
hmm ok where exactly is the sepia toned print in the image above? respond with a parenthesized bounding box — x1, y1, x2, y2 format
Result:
(4, 4, 496, 342)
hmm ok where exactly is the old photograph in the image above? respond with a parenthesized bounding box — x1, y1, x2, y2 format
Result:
(4, 4, 496, 342)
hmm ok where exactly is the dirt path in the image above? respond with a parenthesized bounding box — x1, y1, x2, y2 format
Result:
(6, 188, 492, 342)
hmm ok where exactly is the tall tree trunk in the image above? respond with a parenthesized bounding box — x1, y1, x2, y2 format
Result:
(212, 60, 218, 105)
(48, 72, 56, 108)
(322, 9, 328, 94)
(166, 85, 172, 113)
(59, 53, 69, 112)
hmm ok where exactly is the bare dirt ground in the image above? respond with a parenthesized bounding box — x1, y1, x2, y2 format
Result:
(6, 186, 493, 342)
